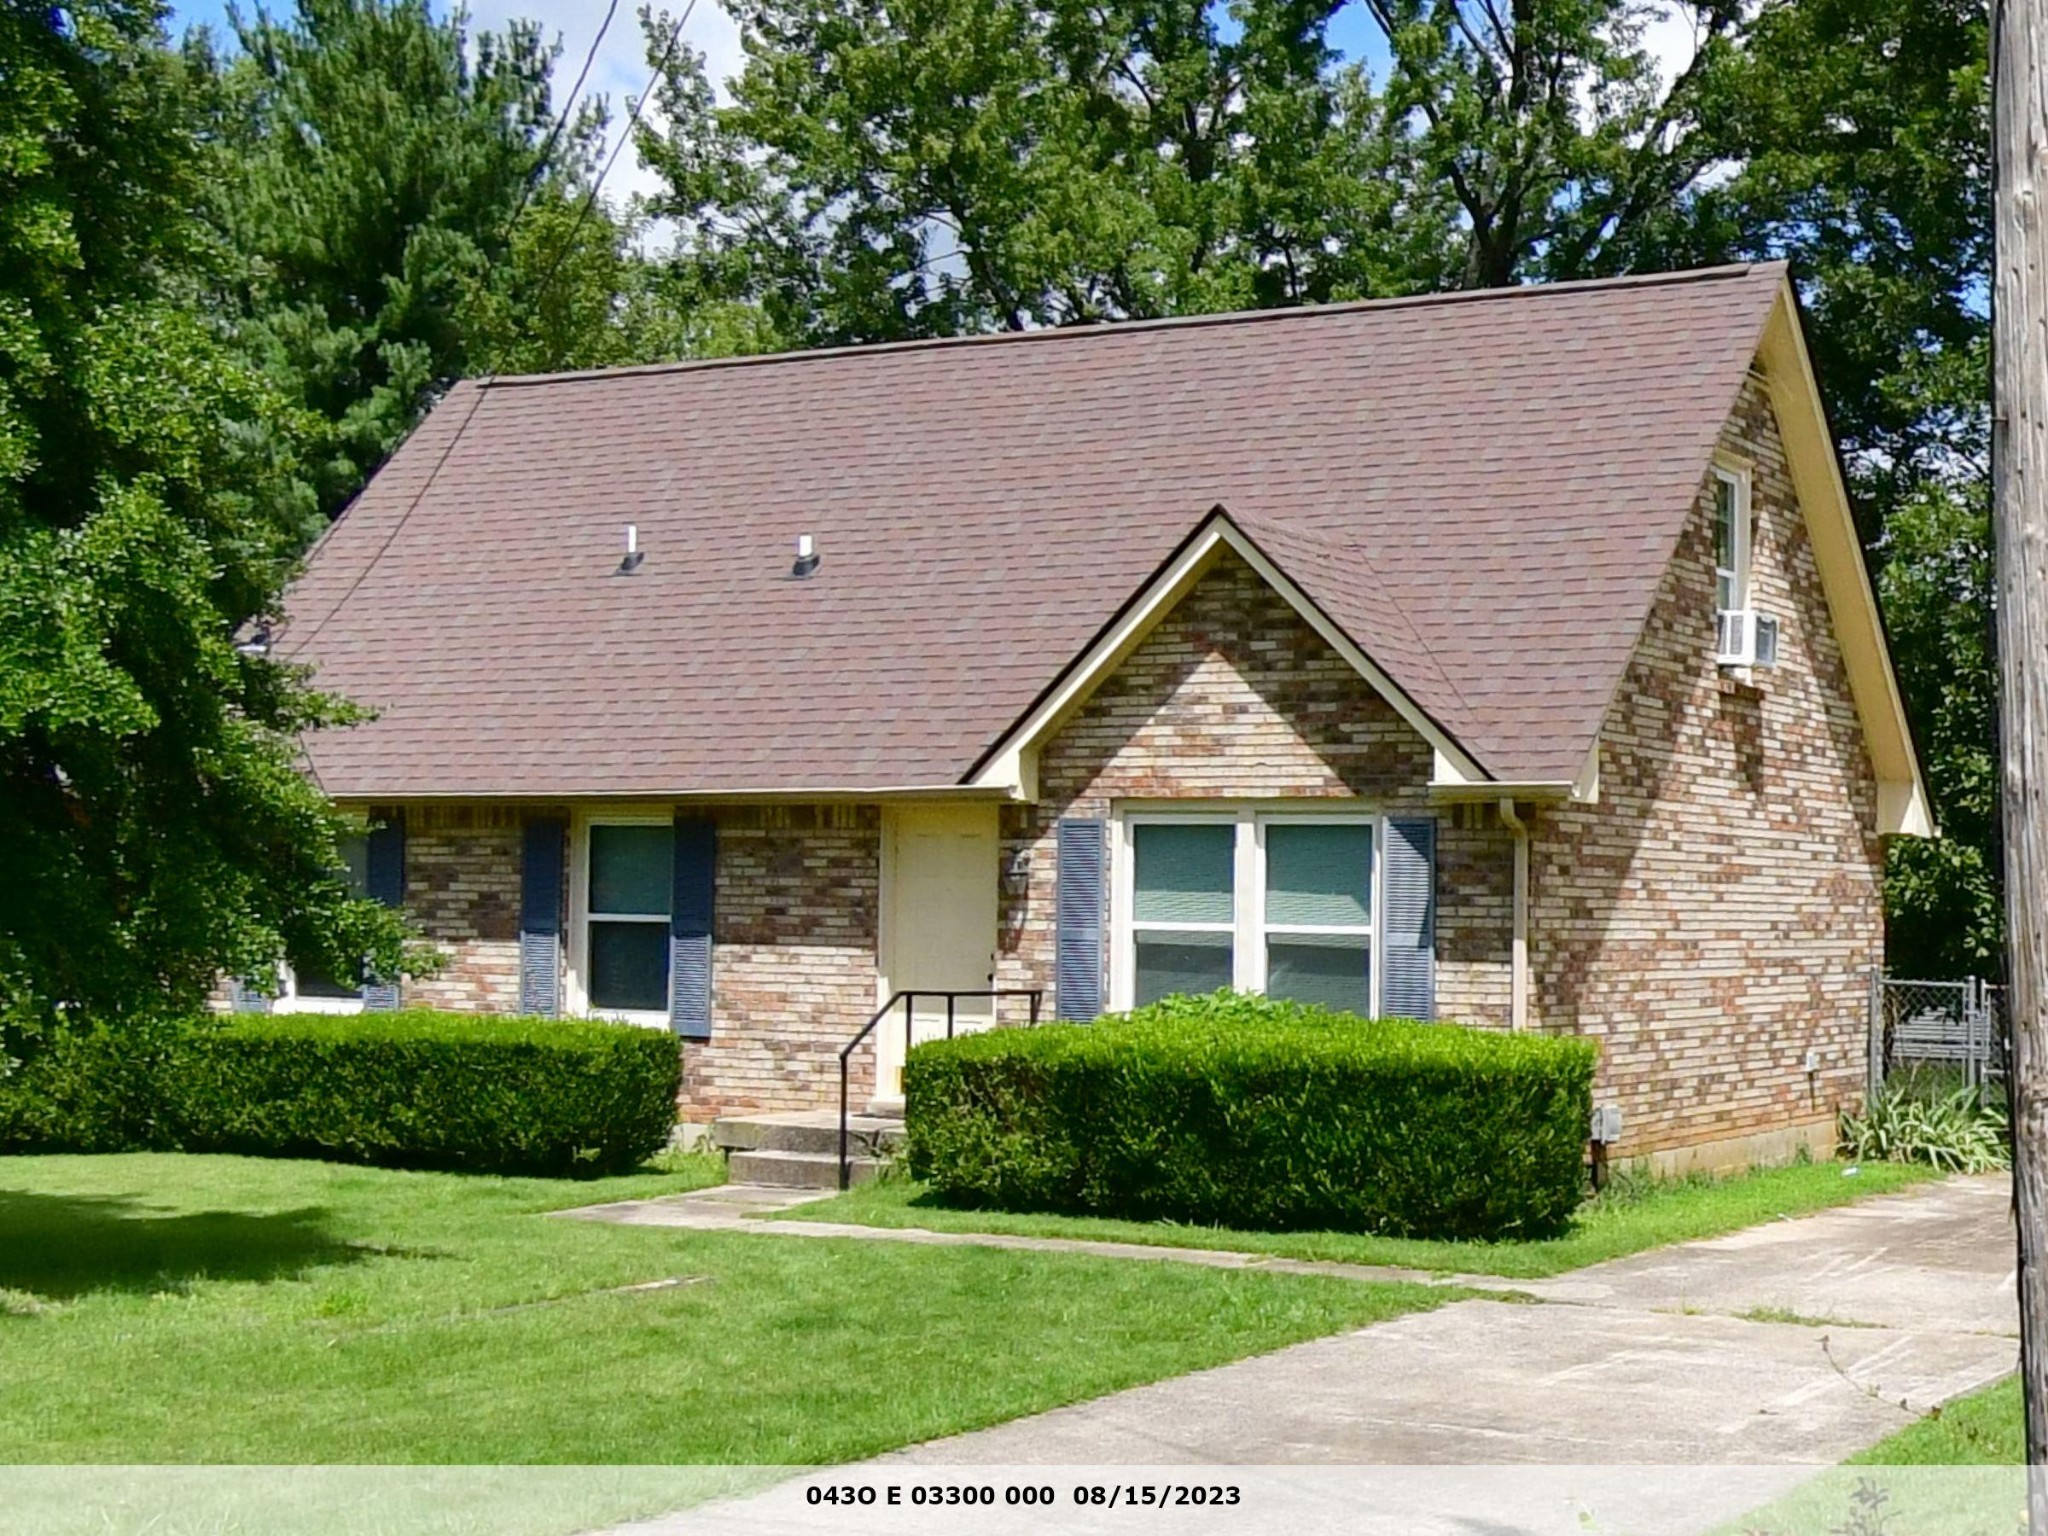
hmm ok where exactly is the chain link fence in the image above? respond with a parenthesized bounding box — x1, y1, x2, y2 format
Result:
(1866, 971, 2006, 1095)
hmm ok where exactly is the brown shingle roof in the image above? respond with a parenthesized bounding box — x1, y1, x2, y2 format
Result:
(281, 262, 1786, 798)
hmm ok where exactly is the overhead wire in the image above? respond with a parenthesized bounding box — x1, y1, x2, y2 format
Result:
(286, 2, 696, 653)
(499, 0, 622, 248)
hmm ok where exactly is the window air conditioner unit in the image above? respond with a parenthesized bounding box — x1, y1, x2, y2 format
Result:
(1716, 609, 1779, 669)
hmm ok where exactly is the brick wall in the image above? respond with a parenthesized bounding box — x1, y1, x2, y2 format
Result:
(390, 805, 530, 1013)
(994, 548, 1514, 1026)
(684, 804, 880, 1119)
(1528, 377, 1884, 1159)
(381, 802, 879, 1121)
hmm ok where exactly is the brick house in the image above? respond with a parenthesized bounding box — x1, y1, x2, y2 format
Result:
(264, 262, 1930, 1171)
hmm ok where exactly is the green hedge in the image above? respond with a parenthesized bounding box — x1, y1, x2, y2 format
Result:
(903, 993, 1597, 1240)
(0, 1010, 680, 1176)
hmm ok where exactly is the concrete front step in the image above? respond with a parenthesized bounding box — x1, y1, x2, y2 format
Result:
(710, 1110, 905, 1159)
(727, 1147, 889, 1189)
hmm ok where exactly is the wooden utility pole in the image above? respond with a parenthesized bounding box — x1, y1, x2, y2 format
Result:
(1994, 0, 2048, 1509)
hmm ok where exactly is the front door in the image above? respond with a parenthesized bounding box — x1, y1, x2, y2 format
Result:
(875, 803, 1000, 1106)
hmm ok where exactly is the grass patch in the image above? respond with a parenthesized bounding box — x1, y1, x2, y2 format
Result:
(0, 1152, 1445, 1463)
(1734, 1305, 1878, 1329)
(1849, 1373, 2022, 1465)
(1715, 1376, 2024, 1535)
(780, 1159, 1937, 1279)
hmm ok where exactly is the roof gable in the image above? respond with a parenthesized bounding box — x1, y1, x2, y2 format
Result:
(282, 263, 1835, 802)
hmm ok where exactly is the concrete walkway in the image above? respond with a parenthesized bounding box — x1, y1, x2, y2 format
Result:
(579, 1175, 2020, 1535)
(561, 1183, 1462, 1287)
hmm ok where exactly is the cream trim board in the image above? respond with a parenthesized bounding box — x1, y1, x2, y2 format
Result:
(1758, 280, 1933, 837)
(327, 784, 1015, 809)
(563, 808, 674, 1031)
(969, 513, 1491, 794)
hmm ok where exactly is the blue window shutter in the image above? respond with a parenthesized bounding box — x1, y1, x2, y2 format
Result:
(361, 813, 406, 1011)
(1054, 817, 1107, 1020)
(520, 818, 566, 1016)
(1380, 816, 1437, 1020)
(670, 816, 716, 1040)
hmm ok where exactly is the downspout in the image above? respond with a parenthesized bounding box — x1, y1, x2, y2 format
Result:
(1497, 798, 1530, 1032)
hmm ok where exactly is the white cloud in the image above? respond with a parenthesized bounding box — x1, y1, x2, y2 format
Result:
(464, 0, 746, 210)
(1639, 2, 1703, 90)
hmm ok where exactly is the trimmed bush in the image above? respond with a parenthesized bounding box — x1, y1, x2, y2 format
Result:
(903, 993, 1597, 1240)
(0, 1010, 680, 1176)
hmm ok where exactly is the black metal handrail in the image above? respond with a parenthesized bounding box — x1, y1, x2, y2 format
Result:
(838, 988, 1043, 1190)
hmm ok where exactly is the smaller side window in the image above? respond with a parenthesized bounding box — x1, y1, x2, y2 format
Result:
(1713, 468, 1750, 615)
(284, 832, 370, 1007)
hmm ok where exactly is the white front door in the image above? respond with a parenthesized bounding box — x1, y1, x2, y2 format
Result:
(875, 803, 1000, 1106)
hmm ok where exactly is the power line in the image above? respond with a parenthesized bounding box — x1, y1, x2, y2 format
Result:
(501, 0, 621, 249)
(526, 0, 696, 305)
(283, 379, 490, 658)
(286, 3, 700, 654)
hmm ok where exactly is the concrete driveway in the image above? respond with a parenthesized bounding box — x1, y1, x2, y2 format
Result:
(1513, 1168, 2017, 1334)
(599, 1175, 2020, 1535)
(879, 1173, 2015, 1467)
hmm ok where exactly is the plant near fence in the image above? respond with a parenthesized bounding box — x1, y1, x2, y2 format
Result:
(1838, 1078, 2010, 1174)
(903, 992, 1597, 1240)
(0, 1011, 680, 1175)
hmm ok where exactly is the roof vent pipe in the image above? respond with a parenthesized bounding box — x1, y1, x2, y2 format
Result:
(618, 524, 644, 574)
(793, 533, 820, 579)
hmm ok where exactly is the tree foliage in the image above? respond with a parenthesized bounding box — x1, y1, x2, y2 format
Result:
(636, 0, 1456, 342)
(0, 0, 2000, 1035)
(191, 0, 617, 523)
(0, 0, 409, 1041)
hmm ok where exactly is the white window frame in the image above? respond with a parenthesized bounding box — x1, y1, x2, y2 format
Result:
(275, 966, 367, 1014)
(564, 811, 673, 1030)
(278, 819, 370, 1014)
(1712, 464, 1752, 616)
(1110, 806, 1382, 1016)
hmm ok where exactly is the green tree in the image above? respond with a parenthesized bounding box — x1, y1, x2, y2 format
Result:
(456, 190, 701, 376)
(1362, 0, 1746, 287)
(193, 0, 611, 524)
(636, 0, 1455, 344)
(0, 0, 411, 1040)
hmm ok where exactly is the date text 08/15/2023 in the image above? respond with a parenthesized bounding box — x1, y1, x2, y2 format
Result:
(803, 1484, 1246, 1510)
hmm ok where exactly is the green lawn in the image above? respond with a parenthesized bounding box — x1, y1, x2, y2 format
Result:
(1850, 1373, 2022, 1465)
(0, 1152, 1445, 1464)
(779, 1159, 1937, 1279)
(1714, 1375, 2023, 1536)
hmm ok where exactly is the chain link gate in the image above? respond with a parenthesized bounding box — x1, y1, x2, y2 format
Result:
(1867, 971, 2008, 1095)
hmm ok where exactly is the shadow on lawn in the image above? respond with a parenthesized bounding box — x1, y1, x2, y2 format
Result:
(0, 1189, 370, 1302)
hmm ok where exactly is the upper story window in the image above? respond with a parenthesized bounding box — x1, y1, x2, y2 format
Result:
(585, 822, 672, 1017)
(1713, 466, 1751, 615)
(1120, 812, 1377, 1016)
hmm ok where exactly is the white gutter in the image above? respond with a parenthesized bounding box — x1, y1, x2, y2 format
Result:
(1496, 798, 1531, 1032)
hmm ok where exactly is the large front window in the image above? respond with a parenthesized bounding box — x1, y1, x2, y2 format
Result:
(586, 823, 671, 1014)
(1123, 813, 1376, 1015)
